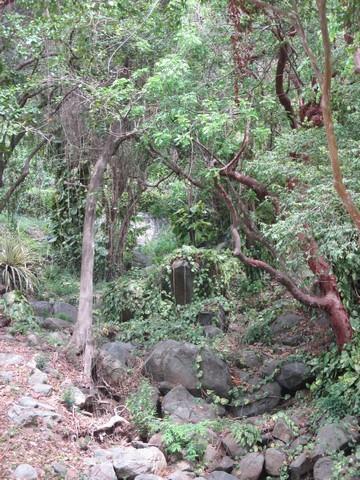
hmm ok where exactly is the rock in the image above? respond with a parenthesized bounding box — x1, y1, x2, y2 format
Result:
(148, 433, 164, 450)
(61, 384, 88, 408)
(0, 371, 13, 383)
(26, 333, 42, 347)
(204, 445, 222, 469)
(271, 313, 302, 334)
(162, 385, 222, 424)
(13, 464, 38, 479)
(52, 462, 68, 477)
(8, 396, 60, 426)
(0, 353, 23, 366)
(222, 432, 248, 459)
(172, 461, 193, 472)
(113, 446, 167, 478)
(237, 453, 264, 480)
(144, 340, 232, 397)
(47, 331, 69, 345)
(265, 448, 286, 477)
(289, 452, 316, 480)
(89, 462, 117, 480)
(53, 301, 77, 322)
(29, 369, 48, 385)
(272, 419, 294, 443)
(203, 325, 223, 338)
(31, 384, 52, 396)
(168, 471, 195, 480)
(97, 342, 136, 384)
(237, 350, 263, 369)
(313, 457, 333, 480)
(0, 315, 10, 327)
(135, 475, 163, 480)
(172, 259, 193, 305)
(261, 359, 281, 378)
(231, 382, 282, 417)
(132, 251, 152, 268)
(207, 452, 234, 474)
(275, 362, 311, 392)
(30, 300, 53, 317)
(315, 418, 359, 454)
(207, 473, 238, 480)
(36, 317, 73, 331)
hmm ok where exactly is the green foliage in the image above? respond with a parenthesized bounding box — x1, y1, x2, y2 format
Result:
(310, 333, 360, 417)
(35, 353, 49, 371)
(140, 227, 179, 264)
(62, 387, 76, 410)
(160, 419, 211, 462)
(37, 264, 79, 304)
(101, 247, 239, 346)
(17, 187, 55, 218)
(51, 165, 88, 271)
(171, 200, 220, 247)
(0, 290, 40, 335)
(330, 448, 360, 480)
(228, 422, 262, 452)
(126, 380, 159, 437)
(0, 237, 39, 293)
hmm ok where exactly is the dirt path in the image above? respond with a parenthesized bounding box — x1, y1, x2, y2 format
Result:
(0, 331, 126, 480)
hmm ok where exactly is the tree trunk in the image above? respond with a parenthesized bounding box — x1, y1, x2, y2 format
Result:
(317, 0, 360, 232)
(68, 124, 137, 380)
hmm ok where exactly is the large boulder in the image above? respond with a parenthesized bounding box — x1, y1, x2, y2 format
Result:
(265, 448, 287, 477)
(231, 382, 282, 417)
(237, 453, 264, 480)
(96, 342, 136, 384)
(271, 313, 302, 334)
(53, 301, 77, 322)
(162, 385, 222, 424)
(30, 301, 53, 317)
(275, 362, 311, 392)
(89, 463, 117, 480)
(35, 317, 73, 331)
(313, 457, 333, 480)
(207, 473, 238, 480)
(144, 340, 231, 397)
(315, 417, 359, 454)
(112, 446, 167, 479)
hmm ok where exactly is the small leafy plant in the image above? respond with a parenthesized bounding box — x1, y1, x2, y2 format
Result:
(126, 380, 159, 437)
(0, 237, 39, 293)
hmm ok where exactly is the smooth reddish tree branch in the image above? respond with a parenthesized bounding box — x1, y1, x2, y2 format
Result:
(217, 181, 353, 348)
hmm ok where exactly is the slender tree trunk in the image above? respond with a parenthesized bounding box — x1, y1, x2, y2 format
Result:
(68, 124, 136, 380)
(317, 0, 360, 232)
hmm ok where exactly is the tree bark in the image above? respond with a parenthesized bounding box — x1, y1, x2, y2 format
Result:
(276, 42, 298, 129)
(68, 124, 137, 380)
(317, 0, 360, 232)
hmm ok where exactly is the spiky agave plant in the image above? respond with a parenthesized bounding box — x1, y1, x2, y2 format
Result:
(0, 238, 39, 293)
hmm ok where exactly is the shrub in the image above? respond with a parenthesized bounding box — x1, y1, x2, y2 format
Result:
(101, 247, 239, 346)
(0, 237, 39, 293)
(0, 290, 40, 335)
(310, 332, 360, 417)
(126, 380, 159, 437)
